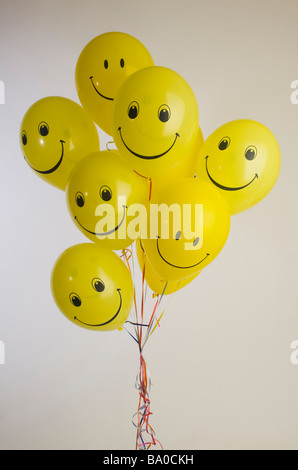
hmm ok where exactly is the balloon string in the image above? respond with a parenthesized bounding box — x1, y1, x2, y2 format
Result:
(121, 244, 164, 450)
(139, 252, 146, 348)
(122, 324, 139, 345)
(106, 141, 116, 151)
(135, 353, 155, 449)
(133, 170, 152, 201)
(126, 320, 149, 327)
(148, 308, 165, 339)
(121, 248, 138, 329)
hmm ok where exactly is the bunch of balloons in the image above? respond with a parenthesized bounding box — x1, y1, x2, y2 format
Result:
(20, 32, 281, 449)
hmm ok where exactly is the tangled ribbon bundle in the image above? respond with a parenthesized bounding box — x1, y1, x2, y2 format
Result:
(121, 247, 168, 450)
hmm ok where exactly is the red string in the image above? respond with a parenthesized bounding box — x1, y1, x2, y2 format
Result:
(133, 170, 153, 201)
(121, 247, 163, 450)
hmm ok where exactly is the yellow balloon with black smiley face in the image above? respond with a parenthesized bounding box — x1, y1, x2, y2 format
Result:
(20, 96, 100, 190)
(149, 126, 204, 199)
(141, 177, 230, 282)
(75, 32, 154, 136)
(135, 239, 200, 295)
(66, 150, 148, 250)
(195, 119, 281, 215)
(112, 66, 200, 179)
(51, 243, 133, 331)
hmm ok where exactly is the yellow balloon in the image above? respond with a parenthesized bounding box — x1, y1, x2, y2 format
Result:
(149, 126, 204, 198)
(66, 150, 148, 250)
(195, 119, 281, 215)
(51, 243, 133, 331)
(141, 177, 230, 281)
(135, 239, 200, 295)
(20, 96, 100, 190)
(112, 66, 200, 179)
(75, 32, 154, 136)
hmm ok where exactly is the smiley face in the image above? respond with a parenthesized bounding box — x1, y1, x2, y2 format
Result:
(20, 96, 100, 190)
(66, 150, 147, 250)
(136, 239, 200, 295)
(195, 119, 281, 214)
(51, 243, 134, 331)
(141, 177, 230, 281)
(112, 66, 200, 179)
(156, 234, 210, 270)
(75, 32, 154, 136)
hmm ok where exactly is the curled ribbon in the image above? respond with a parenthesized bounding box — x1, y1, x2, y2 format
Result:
(121, 246, 166, 450)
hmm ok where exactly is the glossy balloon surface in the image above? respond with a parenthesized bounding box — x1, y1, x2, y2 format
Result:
(141, 177, 230, 281)
(51, 243, 133, 331)
(195, 119, 281, 214)
(66, 150, 148, 250)
(112, 66, 199, 179)
(20, 96, 99, 190)
(75, 32, 154, 136)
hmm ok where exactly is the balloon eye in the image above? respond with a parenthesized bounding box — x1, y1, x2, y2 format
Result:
(100, 185, 112, 201)
(92, 278, 105, 292)
(38, 121, 49, 136)
(104, 59, 109, 69)
(128, 101, 139, 119)
(245, 145, 257, 161)
(69, 293, 81, 307)
(218, 136, 230, 150)
(75, 192, 85, 207)
(175, 230, 182, 240)
(22, 131, 27, 145)
(120, 58, 125, 68)
(158, 104, 171, 122)
(193, 237, 200, 247)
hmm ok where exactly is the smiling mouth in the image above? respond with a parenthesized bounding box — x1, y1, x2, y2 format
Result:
(74, 205, 127, 237)
(118, 127, 180, 160)
(205, 156, 258, 191)
(157, 237, 210, 269)
(89, 76, 114, 101)
(74, 289, 122, 327)
(24, 140, 65, 174)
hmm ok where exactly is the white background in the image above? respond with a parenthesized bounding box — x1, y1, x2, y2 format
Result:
(1, 0, 298, 450)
